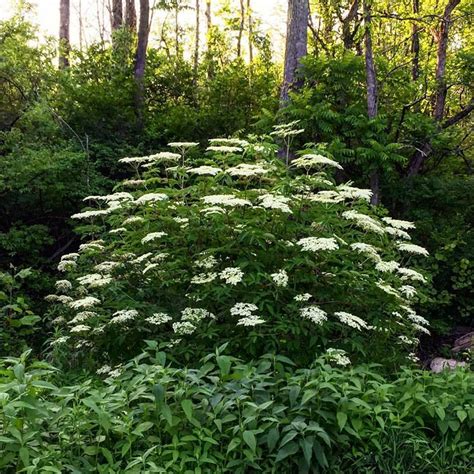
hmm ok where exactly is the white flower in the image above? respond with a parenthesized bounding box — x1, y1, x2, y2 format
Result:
(110, 309, 138, 324)
(188, 166, 222, 176)
(350, 242, 380, 261)
(292, 154, 343, 170)
(230, 302, 258, 317)
(96, 365, 112, 375)
(270, 269, 289, 287)
(94, 261, 120, 273)
(131, 252, 153, 264)
(201, 206, 226, 216)
(307, 191, 344, 203)
(119, 155, 153, 165)
(195, 255, 219, 269)
(237, 315, 265, 326)
(141, 232, 167, 244)
(337, 185, 372, 202)
(68, 296, 101, 309)
(206, 146, 242, 153)
(397, 267, 426, 283)
(50, 336, 69, 346)
(408, 352, 420, 363)
(70, 324, 91, 333)
(123, 216, 145, 225)
(181, 307, 215, 322)
(297, 237, 339, 252)
(335, 311, 369, 331)
(61, 253, 79, 261)
(69, 311, 97, 324)
(109, 227, 127, 234)
(325, 348, 351, 366)
(202, 194, 251, 207)
(382, 217, 416, 230)
(209, 138, 249, 147)
(300, 306, 327, 325)
(168, 142, 199, 148)
(227, 163, 269, 177)
(219, 267, 244, 285)
(397, 242, 429, 257)
(400, 285, 417, 298)
(191, 272, 218, 284)
(146, 313, 172, 325)
(71, 209, 110, 220)
(173, 321, 196, 335)
(385, 226, 411, 240)
(294, 293, 312, 302)
(122, 179, 145, 187)
(77, 273, 112, 288)
(143, 263, 159, 274)
(135, 193, 168, 204)
(258, 194, 292, 213)
(342, 211, 385, 234)
(375, 260, 400, 273)
(84, 192, 133, 203)
(55, 280, 72, 292)
(375, 281, 400, 298)
(79, 241, 105, 252)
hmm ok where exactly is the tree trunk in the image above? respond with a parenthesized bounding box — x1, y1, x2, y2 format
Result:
(134, 0, 150, 127)
(237, 0, 245, 57)
(194, 0, 200, 79)
(363, 0, 380, 204)
(59, 0, 70, 69)
(247, 0, 253, 63)
(280, 0, 309, 104)
(407, 0, 461, 176)
(411, 0, 420, 80)
(205, 0, 211, 33)
(125, 0, 137, 32)
(111, 0, 123, 31)
(175, 2, 180, 57)
(433, 0, 460, 121)
(342, 0, 359, 50)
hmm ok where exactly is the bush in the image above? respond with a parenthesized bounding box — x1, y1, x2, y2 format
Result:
(0, 348, 472, 472)
(46, 131, 431, 367)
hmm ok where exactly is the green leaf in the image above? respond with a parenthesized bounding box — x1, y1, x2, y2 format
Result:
(337, 412, 347, 431)
(243, 430, 256, 453)
(216, 355, 231, 376)
(181, 399, 193, 422)
(267, 427, 279, 452)
(300, 437, 314, 466)
(275, 441, 299, 463)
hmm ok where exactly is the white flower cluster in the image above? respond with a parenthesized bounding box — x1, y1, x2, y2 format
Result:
(398, 267, 426, 283)
(230, 302, 258, 316)
(168, 142, 199, 149)
(300, 306, 327, 325)
(297, 237, 339, 252)
(77, 273, 112, 288)
(202, 194, 251, 207)
(141, 232, 167, 244)
(195, 255, 218, 269)
(209, 138, 249, 147)
(188, 165, 222, 176)
(270, 121, 304, 138)
(342, 210, 385, 234)
(70, 324, 91, 333)
(191, 272, 217, 284)
(135, 193, 168, 204)
(270, 269, 289, 287)
(325, 348, 351, 366)
(350, 242, 380, 261)
(219, 267, 244, 285)
(382, 217, 416, 230)
(335, 311, 369, 331)
(292, 154, 342, 170)
(258, 194, 292, 213)
(207, 146, 242, 154)
(68, 296, 101, 309)
(146, 313, 172, 325)
(375, 260, 400, 273)
(294, 293, 312, 302)
(55, 280, 72, 292)
(110, 309, 138, 325)
(397, 242, 429, 257)
(236, 315, 265, 326)
(227, 163, 268, 177)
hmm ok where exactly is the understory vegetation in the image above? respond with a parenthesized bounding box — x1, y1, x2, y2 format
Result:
(1, 0, 473, 471)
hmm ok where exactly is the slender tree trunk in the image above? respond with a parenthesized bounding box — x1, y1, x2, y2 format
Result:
(411, 0, 420, 80)
(237, 0, 245, 57)
(205, 0, 211, 34)
(363, 0, 380, 204)
(194, 0, 200, 79)
(125, 0, 137, 32)
(134, 0, 150, 127)
(78, 0, 84, 51)
(342, 0, 359, 50)
(407, 0, 461, 176)
(175, 2, 180, 57)
(111, 0, 123, 31)
(280, 0, 309, 104)
(59, 0, 70, 69)
(433, 0, 460, 121)
(247, 0, 253, 63)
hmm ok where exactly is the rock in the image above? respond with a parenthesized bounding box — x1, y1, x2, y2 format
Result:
(430, 357, 467, 373)
(452, 332, 474, 353)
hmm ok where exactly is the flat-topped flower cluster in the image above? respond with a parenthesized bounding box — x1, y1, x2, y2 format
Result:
(47, 134, 430, 364)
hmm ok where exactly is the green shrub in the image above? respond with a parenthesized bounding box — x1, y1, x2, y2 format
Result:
(0, 348, 472, 472)
(45, 132, 431, 367)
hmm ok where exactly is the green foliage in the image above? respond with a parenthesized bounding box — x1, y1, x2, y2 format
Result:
(0, 348, 472, 472)
(0, 269, 40, 356)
